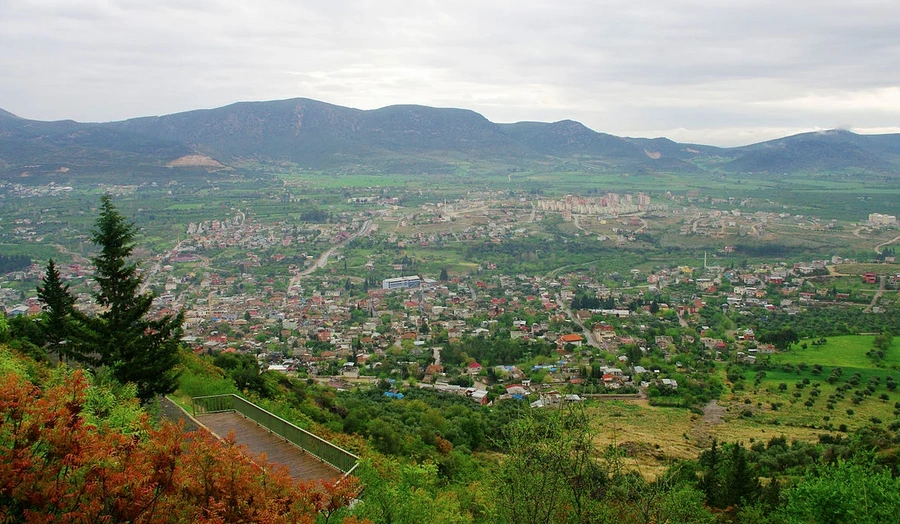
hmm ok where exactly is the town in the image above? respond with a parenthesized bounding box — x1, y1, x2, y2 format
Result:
(3, 186, 898, 413)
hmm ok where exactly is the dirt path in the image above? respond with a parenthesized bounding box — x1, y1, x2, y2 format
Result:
(701, 400, 726, 424)
(692, 400, 726, 446)
(827, 265, 849, 277)
(864, 275, 887, 312)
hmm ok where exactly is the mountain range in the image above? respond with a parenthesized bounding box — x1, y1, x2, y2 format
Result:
(2, 98, 899, 183)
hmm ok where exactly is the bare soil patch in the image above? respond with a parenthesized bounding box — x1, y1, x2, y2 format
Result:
(167, 155, 225, 168)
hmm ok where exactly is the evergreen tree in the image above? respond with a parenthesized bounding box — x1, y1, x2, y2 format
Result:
(36, 259, 78, 362)
(698, 439, 723, 507)
(723, 442, 759, 507)
(760, 477, 782, 510)
(89, 194, 184, 402)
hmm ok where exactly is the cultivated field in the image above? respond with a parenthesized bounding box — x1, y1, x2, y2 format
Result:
(589, 335, 900, 477)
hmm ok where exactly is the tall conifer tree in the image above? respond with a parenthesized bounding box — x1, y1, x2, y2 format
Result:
(90, 194, 184, 402)
(36, 259, 78, 362)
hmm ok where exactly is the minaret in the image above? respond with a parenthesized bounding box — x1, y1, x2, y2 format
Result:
(418, 288, 425, 315)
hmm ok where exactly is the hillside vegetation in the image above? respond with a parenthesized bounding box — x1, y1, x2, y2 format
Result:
(0, 347, 360, 524)
(4, 339, 900, 523)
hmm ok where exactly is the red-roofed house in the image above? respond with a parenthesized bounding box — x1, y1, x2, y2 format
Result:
(558, 333, 584, 348)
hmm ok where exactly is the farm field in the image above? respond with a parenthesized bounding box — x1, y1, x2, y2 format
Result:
(835, 263, 900, 276)
(587, 335, 900, 476)
(587, 396, 829, 480)
(733, 335, 900, 432)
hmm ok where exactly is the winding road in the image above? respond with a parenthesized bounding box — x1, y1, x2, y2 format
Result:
(290, 219, 373, 287)
(875, 234, 900, 255)
(852, 228, 899, 255)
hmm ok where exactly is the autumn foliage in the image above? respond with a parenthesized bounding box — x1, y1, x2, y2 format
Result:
(0, 362, 362, 524)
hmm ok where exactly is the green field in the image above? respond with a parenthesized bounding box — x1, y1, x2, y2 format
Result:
(0, 243, 60, 261)
(730, 335, 900, 433)
(835, 263, 900, 276)
(773, 335, 900, 369)
(166, 203, 206, 210)
(594, 335, 900, 472)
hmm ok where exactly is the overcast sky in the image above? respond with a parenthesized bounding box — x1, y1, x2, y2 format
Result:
(2, 0, 899, 146)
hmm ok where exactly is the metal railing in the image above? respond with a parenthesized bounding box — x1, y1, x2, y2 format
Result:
(192, 394, 235, 415)
(191, 394, 359, 474)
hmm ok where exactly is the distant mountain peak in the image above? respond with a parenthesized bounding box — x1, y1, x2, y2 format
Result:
(820, 128, 856, 135)
(1, 98, 899, 181)
(551, 119, 587, 127)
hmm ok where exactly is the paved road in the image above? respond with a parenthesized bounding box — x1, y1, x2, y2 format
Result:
(875, 234, 900, 255)
(290, 219, 372, 288)
(556, 294, 601, 349)
(158, 397, 201, 433)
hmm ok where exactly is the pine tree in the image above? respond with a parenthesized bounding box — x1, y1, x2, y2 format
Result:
(699, 439, 723, 508)
(89, 194, 184, 402)
(723, 442, 759, 507)
(36, 259, 78, 362)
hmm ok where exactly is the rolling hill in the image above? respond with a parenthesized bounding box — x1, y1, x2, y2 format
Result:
(722, 129, 900, 175)
(2, 98, 899, 183)
(0, 107, 226, 183)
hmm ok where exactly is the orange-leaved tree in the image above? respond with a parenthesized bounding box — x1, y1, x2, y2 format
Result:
(0, 361, 364, 524)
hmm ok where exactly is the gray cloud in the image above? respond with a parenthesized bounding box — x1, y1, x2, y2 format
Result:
(1, 0, 899, 145)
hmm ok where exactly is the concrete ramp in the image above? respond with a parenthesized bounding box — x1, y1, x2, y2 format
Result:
(198, 411, 342, 482)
